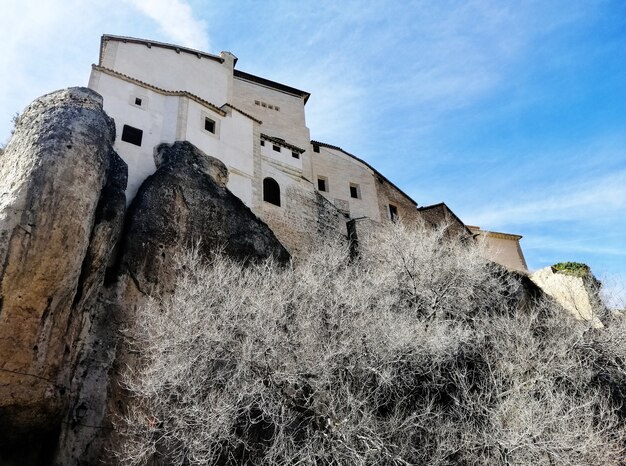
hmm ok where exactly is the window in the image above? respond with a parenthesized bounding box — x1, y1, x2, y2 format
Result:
(350, 183, 360, 199)
(134, 97, 142, 106)
(261, 102, 267, 108)
(255, 100, 260, 105)
(263, 178, 280, 206)
(275, 106, 280, 111)
(313, 144, 320, 153)
(121, 124, 143, 146)
(292, 151, 300, 159)
(204, 117, 216, 134)
(389, 204, 399, 222)
(272, 145, 281, 152)
(317, 177, 328, 192)
(260, 140, 265, 146)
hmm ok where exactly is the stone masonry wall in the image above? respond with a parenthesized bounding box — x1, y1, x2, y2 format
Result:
(257, 183, 347, 257)
(375, 177, 420, 224)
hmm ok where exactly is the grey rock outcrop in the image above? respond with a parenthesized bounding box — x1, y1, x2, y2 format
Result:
(0, 87, 126, 464)
(127, 141, 289, 277)
(56, 141, 290, 464)
(531, 266, 604, 327)
(0, 86, 290, 465)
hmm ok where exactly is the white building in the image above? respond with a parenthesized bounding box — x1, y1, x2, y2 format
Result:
(88, 34, 527, 269)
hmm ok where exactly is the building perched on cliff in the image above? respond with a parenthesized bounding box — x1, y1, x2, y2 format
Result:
(88, 34, 527, 270)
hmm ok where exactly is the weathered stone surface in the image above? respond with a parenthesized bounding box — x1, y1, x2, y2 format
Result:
(62, 141, 289, 465)
(53, 151, 128, 466)
(531, 266, 604, 327)
(0, 87, 123, 462)
(122, 141, 289, 292)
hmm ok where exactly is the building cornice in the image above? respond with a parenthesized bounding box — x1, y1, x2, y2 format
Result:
(467, 226, 523, 241)
(99, 34, 224, 66)
(92, 65, 227, 116)
(310, 140, 418, 207)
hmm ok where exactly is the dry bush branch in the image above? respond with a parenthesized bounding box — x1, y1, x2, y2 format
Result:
(116, 223, 626, 465)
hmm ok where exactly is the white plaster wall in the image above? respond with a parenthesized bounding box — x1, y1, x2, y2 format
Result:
(260, 142, 303, 172)
(232, 77, 313, 180)
(102, 40, 231, 106)
(90, 70, 255, 206)
(232, 78, 310, 147)
(260, 160, 302, 209)
(90, 70, 170, 200)
(184, 101, 255, 205)
(311, 145, 381, 222)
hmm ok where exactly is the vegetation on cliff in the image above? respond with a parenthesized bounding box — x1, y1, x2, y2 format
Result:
(552, 261, 592, 278)
(117, 223, 626, 465)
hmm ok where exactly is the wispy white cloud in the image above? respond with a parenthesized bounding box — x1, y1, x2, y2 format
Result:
(466, 169, 626, 228)
(126, 0, 209, 50)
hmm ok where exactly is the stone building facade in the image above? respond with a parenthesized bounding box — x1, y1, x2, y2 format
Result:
(88, 34, 527, 269)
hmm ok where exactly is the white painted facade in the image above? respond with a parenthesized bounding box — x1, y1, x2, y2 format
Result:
(87, 35, 527, 266)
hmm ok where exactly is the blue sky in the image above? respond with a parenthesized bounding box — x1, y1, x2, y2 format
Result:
(1, 0, 624, 306)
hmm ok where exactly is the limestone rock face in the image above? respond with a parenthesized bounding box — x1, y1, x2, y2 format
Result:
(531, 266, 604, 327)
(122, 141, 289, 293)
(0, 87, 125, 462)
(60, 141, 290, 465)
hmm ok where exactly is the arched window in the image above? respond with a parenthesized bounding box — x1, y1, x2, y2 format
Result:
(263, 177, 281, 206)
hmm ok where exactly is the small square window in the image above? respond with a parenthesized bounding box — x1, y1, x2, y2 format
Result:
(350, 183, 360, 199)
(268, 105, 274, 110)
(292, 151, 300, 159)
(313, 145, 320, 153)
(204, 117, 215, 134)
(121, 124, 143, 146)
(134, 97, 142, 106)
(255, 100, 260, 105)
(273, 145, 281, 152)
(261, 102, 267, 108)
(260, 140, 265, 146)
(317, 177, 327, 192)
(275, 106, 280, 111)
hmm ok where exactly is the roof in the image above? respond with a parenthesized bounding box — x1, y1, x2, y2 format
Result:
(467, 225, 523, 241)
(417, 202, 474, 236)
(100, 34, 225, 65)
(311, 140, 417, 206)
(234, 70, 311, 104)
(100, 35, 311, 105)
(261, 134, 305, 153)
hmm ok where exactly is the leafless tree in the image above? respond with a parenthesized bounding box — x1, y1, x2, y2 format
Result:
(116, 223, 626, 465)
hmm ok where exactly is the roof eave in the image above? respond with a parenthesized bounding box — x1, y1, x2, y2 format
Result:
(100, 34, 224, 64)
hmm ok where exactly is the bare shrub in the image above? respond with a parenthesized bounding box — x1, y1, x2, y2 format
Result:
(116, 223, 626, 465)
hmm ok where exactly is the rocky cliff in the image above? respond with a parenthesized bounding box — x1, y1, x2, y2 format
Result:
(0, 87, 575, 466)
(0, 89, 288, 465)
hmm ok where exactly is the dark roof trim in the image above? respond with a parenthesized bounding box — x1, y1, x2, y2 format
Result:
(100, 34, 224, 65)
(466, 226, 523, 241)
(261, 134, 305, 153)
(234, 70, 310, 104)
(417, 202, 475, 237)
(92, 65, 226, 116)
(311, 140, 417, 206)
